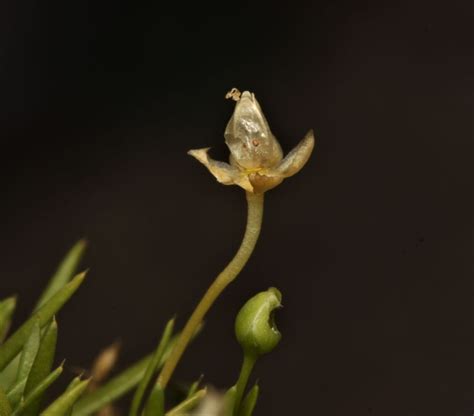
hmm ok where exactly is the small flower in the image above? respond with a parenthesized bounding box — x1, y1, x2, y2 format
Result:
(188, 89, 315, 193)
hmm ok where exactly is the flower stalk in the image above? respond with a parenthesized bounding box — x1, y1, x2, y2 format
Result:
(157, 191, 264, 388)
(232, 353, 257, 415)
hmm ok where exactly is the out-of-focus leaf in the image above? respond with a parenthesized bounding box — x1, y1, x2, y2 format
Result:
(166, 388, 206, 416)
(223, 386, 236, 416)
(64, 377, 82, 416)
(73, 332, 180, 416)
(72, 356, 150, 416)
(0, 357, 19, 392)
(186, 375, 203, 399)
(89, 342, 120, 388)
(143, 384, 164, 416)
(0, 273, 86, 372)
(5, 379, 25, 408)
(12, 364, 63, 416)
(65, 377, 82, 392)
(0, 298, 16, 344)
(41, 378, 89, 416)
(22, 319, 58, 416)
(0, 387, 12, 416)
(130, 318, 174, 416)
(15, 321, 40, 396)
(238, 384, 259, 416)
(34, 240, 87, 311)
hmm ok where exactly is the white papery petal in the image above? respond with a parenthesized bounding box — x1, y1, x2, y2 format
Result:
(188, 148, 254, 192)
(267, 130, 315, 178)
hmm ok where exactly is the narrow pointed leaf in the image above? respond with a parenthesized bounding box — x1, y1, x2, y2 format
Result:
(35, 240, 87, 311)
(0, 273, 86, 372)
(12, 364, 63, 416)
(143, 384, 164, 416)
(0, 298, 16, 344)
(63, 377, 82, 416)
(41, 378, 90, 416)
(238, 384, 259, 416)
(186, 374, 203, 399)
(166, 388, 206, 416)
(65, 377, 82, 392)
(16, 321, 41, 387)
(0, 387, 12, 416)
(130, 318, 174, 416)
(22, 319, 58, 416)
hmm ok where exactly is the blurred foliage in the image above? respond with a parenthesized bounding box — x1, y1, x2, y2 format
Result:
(0, 241, 281, 416)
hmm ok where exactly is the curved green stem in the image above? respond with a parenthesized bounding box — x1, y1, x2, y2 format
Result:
(233, 353, 257, 416)
(158, 191, 264, 388)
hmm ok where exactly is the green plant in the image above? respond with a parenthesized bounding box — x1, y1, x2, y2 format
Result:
(0, 88, 314, 416)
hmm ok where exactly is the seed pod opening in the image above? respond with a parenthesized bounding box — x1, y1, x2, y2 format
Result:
(235, 287, 282, 356)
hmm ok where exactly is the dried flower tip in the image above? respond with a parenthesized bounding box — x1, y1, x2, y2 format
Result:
(225, 87, 241, 101)
(90, 341, 121, 386)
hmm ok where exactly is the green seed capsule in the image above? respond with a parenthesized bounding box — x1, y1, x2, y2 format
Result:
(235, 287, 282, 356)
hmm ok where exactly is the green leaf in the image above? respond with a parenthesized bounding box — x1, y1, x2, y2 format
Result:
(22, 319, 58, 416)
(15, 321, 41, 388)
(5, 379, 25, 409)
(166, 388, 206, 416)
(41, 378, 90, 416)
(186, 374, 203, 399)
(143, 384, 164, 416)
(238, 384, 259, 416)
(0, 387, 12, 416)
(0, 298, 16, 344)
(0, 272, 86, 372)
(34, 240, 87, 312)
(129, 318, 174, 416)
(0, 357, 20, 392)
(223, 386, 236, 416)
(64, 377, 82, 416)
(12, 364, 63, 416)
(65, 377, 82, 392)
(73, 333, 179, 416)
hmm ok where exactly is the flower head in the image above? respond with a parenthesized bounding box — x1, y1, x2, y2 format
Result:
(188, 89, 315, 193)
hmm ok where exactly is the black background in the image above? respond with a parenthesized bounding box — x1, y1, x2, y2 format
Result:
(0, 1, 472, 415)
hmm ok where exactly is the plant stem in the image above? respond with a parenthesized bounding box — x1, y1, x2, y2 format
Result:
(158, 191, 264, 388)
(232, 353, 257, 416)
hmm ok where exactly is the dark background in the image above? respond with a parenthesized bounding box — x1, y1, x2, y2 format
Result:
(0, 1, 472, 415)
